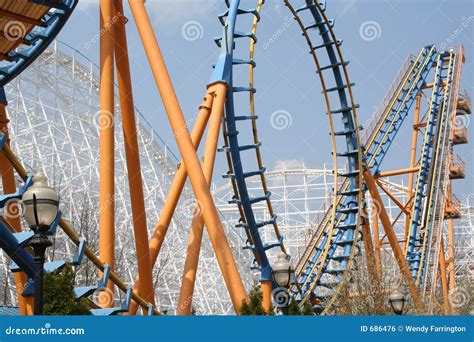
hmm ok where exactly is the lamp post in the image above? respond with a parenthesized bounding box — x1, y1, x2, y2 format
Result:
(22, 174, 59, 315)
(271, 254, 294, 315)
(388, 288, 406, 315)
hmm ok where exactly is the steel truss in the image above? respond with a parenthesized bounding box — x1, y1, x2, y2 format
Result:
(0, 41, 252, 315)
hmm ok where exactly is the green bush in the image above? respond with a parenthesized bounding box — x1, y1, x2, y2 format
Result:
(239, 283, 314, 315)
(240, 283, 273, 315)
(43, 264, 91, 315)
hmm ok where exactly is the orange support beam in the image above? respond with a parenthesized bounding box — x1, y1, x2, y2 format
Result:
(376, 180, 409, 215)
(261, 280, 272, 312)
(372, 205, 382, 281)
(446, 184, 456, 292)
(128, 0, 247, 313)
(113, 0, 154, 308)
(361, 205, 378, 284)
(377, 167, 419, 178)
(439, 238, 450, 315)
(128, 93, 214, 314)
(356, 162, 377, 285)
(0, 98, 34, 315)
(404, 94, 421, 252)
(99, 0, 115, 304)
(177, 83, 227, 315)
(363, 166, 425, 311)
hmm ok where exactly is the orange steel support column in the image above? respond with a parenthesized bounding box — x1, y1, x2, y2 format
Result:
(363, 167, 425, 311)
(377, 167, 419, 178)
(372, 207, 382, 281)
(128, 94, 214, 314)
(439, 238, 450, 314)
(357, 165, 377, 284)
(147, 95, 213, 266)
(129, 0, 247, 313)
(99, 0, 115, 303)
(177, 83, 226, 315)
(0, 99, 33, 315)
(446, 184, 456, 292)
(261, 281, 272, 312)
(404, 94, 421, 251)
(113, 0, 154, 307)
(361, 208, 378, 284)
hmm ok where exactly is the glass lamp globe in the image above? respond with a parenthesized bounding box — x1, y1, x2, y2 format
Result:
(272, 254, 294, 288)
(22, 174, 59, 228)
(388, 288, 406, 315)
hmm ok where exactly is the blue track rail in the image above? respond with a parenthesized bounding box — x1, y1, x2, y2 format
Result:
(292, 44, 437, 310)
(0, 0, 78, 87)
(406, 51, 456, 286)
(365, 46, 438, 175)
(211, 0, 285, 281)
(285, 0, 363, 307)
(212, 0, 364, 290)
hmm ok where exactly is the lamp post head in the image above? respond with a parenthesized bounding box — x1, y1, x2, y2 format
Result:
(22, 173, 59, 231)
(271, 254, 294, 289)
(388, 288, 406, 315)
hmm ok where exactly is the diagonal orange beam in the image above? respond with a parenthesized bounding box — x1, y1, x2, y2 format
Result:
(363, 165, 425, 311)
(177, 83, 226, 315)
(128, 92, 214, 314)
(113, 0, 154, 308)
(128, 0, 247, 313)
(439, 237, 450, 314)
(404, 94, 422, 251)
(376, 179, 409, 215)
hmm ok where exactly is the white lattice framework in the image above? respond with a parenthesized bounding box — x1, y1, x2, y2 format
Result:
(0, 41, 253, 315)
(0, 40, 471, 315)
(213, 162, 473, 308)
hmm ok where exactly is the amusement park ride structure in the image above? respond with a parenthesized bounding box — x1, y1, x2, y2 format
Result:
(0, 0, 472, 316)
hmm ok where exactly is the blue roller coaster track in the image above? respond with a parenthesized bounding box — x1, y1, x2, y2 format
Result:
(0, 0, 467, 316)
(0, 0, 78, 87)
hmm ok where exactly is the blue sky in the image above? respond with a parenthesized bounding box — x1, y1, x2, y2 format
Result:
(58, 0, 473, 195)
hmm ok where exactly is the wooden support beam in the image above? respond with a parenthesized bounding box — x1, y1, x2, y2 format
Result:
(0, 8, 46, 27)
